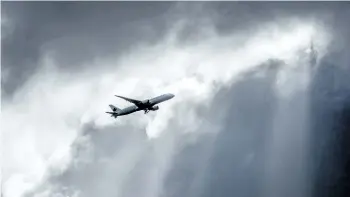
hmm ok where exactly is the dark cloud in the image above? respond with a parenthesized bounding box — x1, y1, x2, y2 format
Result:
(309, 55, 350, 197)
(3, 2, 350, 197)
(201, 68, 278, 197)
(161, 63, 280, 197)
(3, 2, 350, 99)
(1, 2, 174, 98)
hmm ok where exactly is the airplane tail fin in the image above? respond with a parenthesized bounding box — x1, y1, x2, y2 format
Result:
(109, 104, 121, 112)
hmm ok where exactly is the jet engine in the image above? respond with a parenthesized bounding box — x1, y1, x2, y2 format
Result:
(151, 105, 159, 111)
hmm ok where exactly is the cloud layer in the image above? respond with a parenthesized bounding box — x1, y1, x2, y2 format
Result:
(3, 2, 350, 197)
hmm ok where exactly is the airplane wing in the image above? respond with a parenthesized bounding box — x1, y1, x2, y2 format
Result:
(115, 95, 142, 105)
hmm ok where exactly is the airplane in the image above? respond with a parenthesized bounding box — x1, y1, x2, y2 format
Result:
(105, 93, 175, 118)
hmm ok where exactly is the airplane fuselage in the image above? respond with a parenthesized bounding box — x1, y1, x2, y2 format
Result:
(112, 93, 174, 117)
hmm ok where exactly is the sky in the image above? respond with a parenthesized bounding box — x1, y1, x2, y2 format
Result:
(2, 2, 350, 197)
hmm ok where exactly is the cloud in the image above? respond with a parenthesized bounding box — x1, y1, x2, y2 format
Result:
(4, 1, 345, 99)
(9, 2, 350, 197)
(2, 11, 331, 197)
(1, 2, 174, 98)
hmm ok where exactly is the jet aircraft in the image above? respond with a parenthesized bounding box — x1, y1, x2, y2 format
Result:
(106, 93, 175, 118)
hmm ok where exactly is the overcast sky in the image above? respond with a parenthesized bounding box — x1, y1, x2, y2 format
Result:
(2, 2, 350, 197)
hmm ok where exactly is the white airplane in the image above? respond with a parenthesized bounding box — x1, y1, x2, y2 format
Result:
(106, 93, 175, 118)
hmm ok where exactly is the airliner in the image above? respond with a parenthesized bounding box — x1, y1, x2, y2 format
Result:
(106, 93, 175, 118)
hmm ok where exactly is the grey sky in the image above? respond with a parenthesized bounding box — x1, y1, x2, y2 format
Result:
(2, 2, 350, 197)
(3, 2, 350, 98)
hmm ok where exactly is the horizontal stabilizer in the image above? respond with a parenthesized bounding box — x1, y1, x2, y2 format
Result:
(106, 111, 118, 118)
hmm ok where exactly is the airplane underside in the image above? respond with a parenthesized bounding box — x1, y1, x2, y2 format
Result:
(144, 105, 159, 113)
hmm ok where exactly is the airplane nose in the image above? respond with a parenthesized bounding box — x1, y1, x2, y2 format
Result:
(169, 93, 175, 98)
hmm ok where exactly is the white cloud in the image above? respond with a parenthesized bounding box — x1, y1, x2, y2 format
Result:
(2, 16, 331, 197)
